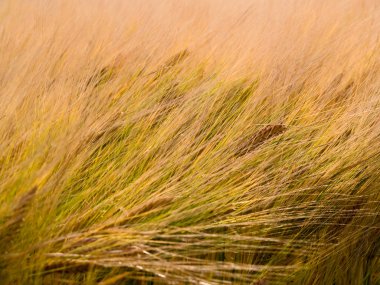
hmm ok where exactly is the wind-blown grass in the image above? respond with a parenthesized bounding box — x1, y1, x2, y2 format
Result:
(0, 0, 379, 284)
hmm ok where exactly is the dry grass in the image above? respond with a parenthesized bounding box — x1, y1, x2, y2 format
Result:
(0, 0, 379, 284)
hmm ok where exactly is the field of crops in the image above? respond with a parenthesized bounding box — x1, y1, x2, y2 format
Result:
(0, 1, 379, 284)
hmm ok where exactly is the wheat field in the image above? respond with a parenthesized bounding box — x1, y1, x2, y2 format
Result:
(0, 0, 379, 284)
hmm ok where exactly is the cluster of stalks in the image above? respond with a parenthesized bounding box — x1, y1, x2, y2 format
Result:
(0, 0, 379, 284)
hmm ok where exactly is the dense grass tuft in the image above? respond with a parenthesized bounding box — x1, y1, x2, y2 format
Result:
(0, 0, 379, 284)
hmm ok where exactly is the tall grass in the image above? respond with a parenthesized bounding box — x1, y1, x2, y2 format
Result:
(0, 0, 379, 284)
